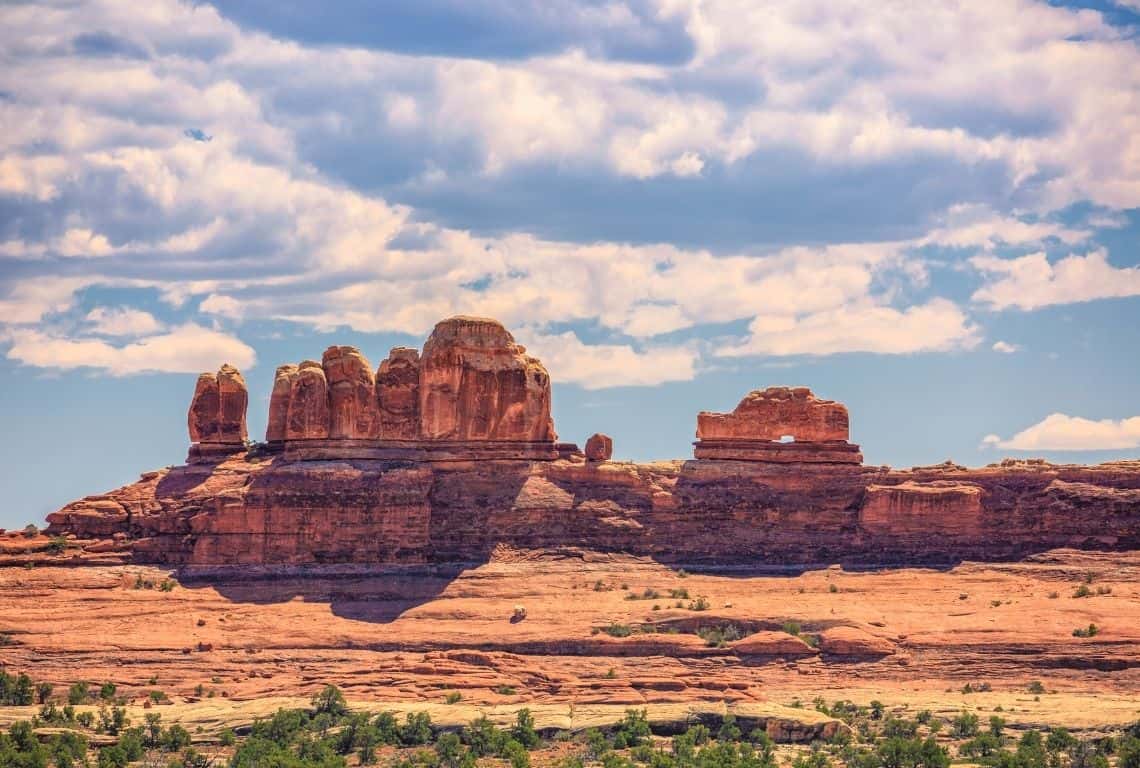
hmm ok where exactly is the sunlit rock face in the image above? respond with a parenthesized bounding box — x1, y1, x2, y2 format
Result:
(188, 364, 247, 446)
(419, 316, 556, 442)
(285, 361, 330, 440)
(323, 345, 380, 439)
(265, 364, 298, 444)
(375, 347, 421, 440)
(697, 387, 850, 442)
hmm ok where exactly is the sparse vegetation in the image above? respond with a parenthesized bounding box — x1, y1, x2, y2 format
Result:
(1072, 623, 1099, 638)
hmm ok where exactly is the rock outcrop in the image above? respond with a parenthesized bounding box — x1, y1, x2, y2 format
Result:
(187, 364, 247, 460)
(585, 434, 613, 462)
(376, 347, 421, 440)
(324, 346, 380, 439)
(697, 387, 850, 442)
(694, 387, 861, 464)
(285, 361, 330, 440)
(35, 314, 1140, 568)
(419, 316, 555, 442)
(265, 365, 298, 444)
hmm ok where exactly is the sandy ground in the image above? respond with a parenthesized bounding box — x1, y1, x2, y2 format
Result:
(1, 549, 1138, 734)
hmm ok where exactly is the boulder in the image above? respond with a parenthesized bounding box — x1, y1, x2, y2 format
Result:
(817, 626, 896, 658)
(419, 316, 555, 441)
(585, 433, 613, 461)
(697, 387, 849, 442)
(265, 364, 298, 443)
(188, 365, 247, 445)
(376, 347, 421, 440)
(285, 361, 330, 440)
(323, 346, 379, 439)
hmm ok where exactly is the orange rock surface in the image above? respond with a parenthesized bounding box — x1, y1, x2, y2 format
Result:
(419, 316, 555, 442)
(697, 387, 850, 442)
(1, 551, 1138, 731)
(187, 364, 247, 446)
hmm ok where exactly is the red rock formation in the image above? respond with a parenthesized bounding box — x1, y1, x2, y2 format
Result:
(419, 316, 555, 442)
(585, 433, 613, 462)
(285, 361, 330, 440)
(187, 364, 247, 447)
(265, 364, 298, 444)
(697, 387, 849, 442)
(376, 347, 421, 440)
(323, 346, 380, 439)
(695, 387, 860, 463)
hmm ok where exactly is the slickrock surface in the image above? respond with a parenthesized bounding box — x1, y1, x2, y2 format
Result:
(1, 551, 1138, 731)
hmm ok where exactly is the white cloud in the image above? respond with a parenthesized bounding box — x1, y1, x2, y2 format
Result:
(971, 249, 1140, 310)
(991, 340, 1019, 354)
(718, 298, 981, 357)
(5, 324, 256, 376)
(919, 204, 1090, 250)
(84, 307, 164, 336)
(0, 277, 93, 324)
(521, 331, 699, 389)
(199, 294, 244, 320)
(987, 413, 1140, 451)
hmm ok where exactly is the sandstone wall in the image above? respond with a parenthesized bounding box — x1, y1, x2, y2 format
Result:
(44, 455, 1140, 568)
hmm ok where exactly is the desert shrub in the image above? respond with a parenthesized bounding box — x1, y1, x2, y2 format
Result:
(1118, 735, 1140, 768)
(311, 684, 348, 717)
(603, 623, 634, 638)
(697, 623, 744, 647)
(162, 723, 192, 752)
(401, 712, 434, 745)
(1028, 680, 1046, 694)
(495, 684, 517, 696)
(22, 524, 38, 538)
(99, 682, 116, 701)
(1072, 624, 1099, 638)
(952, 711, 980, 738)
(512, 708, 541, 749)
(445, 691, 462, 704)
(0, 671, 34, 705)
(688, 597, 710, 611)
(47, 537, 67, 554)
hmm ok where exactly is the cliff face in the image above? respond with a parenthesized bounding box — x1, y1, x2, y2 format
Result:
(44, 455, 1140, 568)
(38, 314, 1140, 569)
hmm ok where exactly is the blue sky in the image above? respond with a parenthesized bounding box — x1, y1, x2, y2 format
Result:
(1, 0, 1139, 528)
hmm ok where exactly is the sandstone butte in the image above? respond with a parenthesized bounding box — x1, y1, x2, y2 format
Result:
(2, 314, 1139, 738)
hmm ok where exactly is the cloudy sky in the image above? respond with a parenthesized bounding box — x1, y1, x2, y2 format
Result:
(2, 0, 1139, 528)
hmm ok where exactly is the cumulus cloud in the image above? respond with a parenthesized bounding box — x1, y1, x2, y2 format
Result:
(522, 331, 699, 389)
(1, 0, 1138, 388)
(5, 324, 256, 376)
(986, 413, 1140, 451)
(971, 249, 1140, 310)
(84, 307, 165, 336)
(718, 298, 981, 357)
(991, 340, 1019, 354)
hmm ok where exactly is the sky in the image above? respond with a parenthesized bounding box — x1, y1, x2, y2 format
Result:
(1, 0, 1139, 529)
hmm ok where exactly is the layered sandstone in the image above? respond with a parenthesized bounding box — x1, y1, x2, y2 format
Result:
(697, 387, 850, 442)
(419, 316, 555, 442)
(30, 315, 1140, 568)
(585, 434, 613, 462)
(187, 364, 248, 460)
(376, 347, 421, 439)
(695, 387, 861, 464)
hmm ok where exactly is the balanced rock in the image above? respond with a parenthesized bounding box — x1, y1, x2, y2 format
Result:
(323, 346, 379, 439)
(265, 364, 299, 443)
(187, 364, 247, 445)
(376, 347, 421, 440)
(585, 433, 613, 461)
(419, 316, 555, 441)
(697, 386, 849, 442)
(285, 361, 330, 440)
